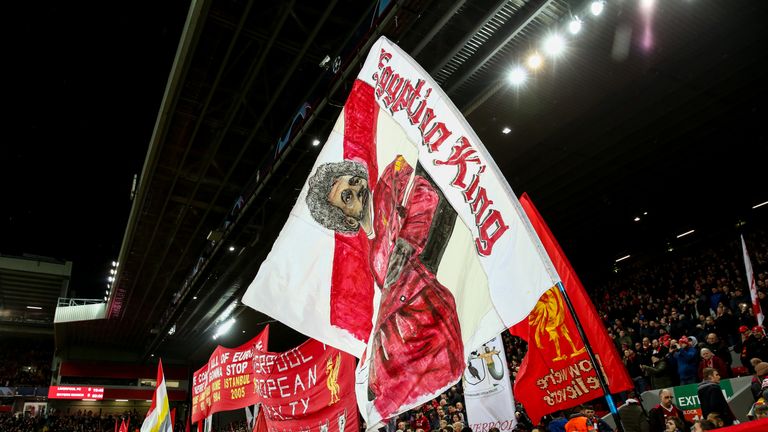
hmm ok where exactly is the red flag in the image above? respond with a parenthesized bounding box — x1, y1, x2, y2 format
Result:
(252, 408, 267, 432)
(185, 413, 191, 432)
(510, 193, 633, 423)
(119, 419, 129, 432)
(171, 408, 176, 431)
(115, 418, 119, 432)
(252, 338, 358, 432)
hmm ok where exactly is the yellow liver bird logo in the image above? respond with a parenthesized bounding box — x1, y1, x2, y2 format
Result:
(326, 353, 341, 405)
(529, 287, 585, 361)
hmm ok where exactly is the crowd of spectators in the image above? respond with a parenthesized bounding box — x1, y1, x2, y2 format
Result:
(596, 229, 768, 396)
(419, 227, 768, 432)
(0, 338, 53, 387)
(3, 225, 767, 432)
(0, 410, 154, 432)
(373, 384, 474, 432)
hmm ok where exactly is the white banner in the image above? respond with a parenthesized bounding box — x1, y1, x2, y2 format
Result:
(242, 36, 557, 430)
(464, 336, 517, 432)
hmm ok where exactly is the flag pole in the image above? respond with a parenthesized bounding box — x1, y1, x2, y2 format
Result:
(555, 281, 625, 432)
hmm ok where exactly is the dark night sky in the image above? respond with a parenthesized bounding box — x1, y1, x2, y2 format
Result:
(2, 1, 190, 298)
(2, 1, 767, 301)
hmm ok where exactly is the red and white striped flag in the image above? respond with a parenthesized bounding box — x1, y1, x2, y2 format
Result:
(242, 36, 557, 429)
(742, 235, 764, 326)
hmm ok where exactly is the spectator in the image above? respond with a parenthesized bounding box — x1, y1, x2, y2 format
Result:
(738, 326, 754, 372)
(690, 420, 716, 432)
(753, 403, 768, 419)
(617, 330, 633, 350)
(673, 336, 699, 384)
(663, 417, 683, 432)
(697, 367, 735, 426)
(411, 411, 429, 431)
(704, 413, 724, 429)
(751, 362, 768, 401)
(564, 408, 591, 432)
(745, 326, 768, 366)
(648, 389, 686, 432)
(697, 348, 729, 380)
(709, 288, 724, 316)
(702, 333, 731, 370)
(642, 355, 674, 390)
(624, 349, 648, 394)
(714, 305, 738, 346)
(547, 411, 568, 432)
(617, 393, 649, 432)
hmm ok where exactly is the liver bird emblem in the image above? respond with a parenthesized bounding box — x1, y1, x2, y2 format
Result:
(326, 353, 341, 405)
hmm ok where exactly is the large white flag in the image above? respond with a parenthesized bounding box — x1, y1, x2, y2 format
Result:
(140, 360, 173, 432)
(742, 235, 764, 326)
(464, 336, 517, 432)
(242, 36, 557, 428)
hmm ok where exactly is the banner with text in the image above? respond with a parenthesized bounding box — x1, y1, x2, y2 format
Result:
(242, 35, 559, 430)
(191, 327, 269, 424)
(252, 338, 358, 432)
(509, 194, 633, 423)
(464, 335, 517, 432)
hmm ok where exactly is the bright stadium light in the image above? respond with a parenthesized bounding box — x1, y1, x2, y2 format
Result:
(753, 200, 768, 209)
(590, 1, 605, 16)
(526, 53, 543, 70)
(568, 17, 582, 35)
(502, 127, 512, 134)
(676, 229, 695, 238)
(615, 255, 631, 263)
(213, 317, 236, 340)
(312, 139, 321, 146)
(543, 34, 565, 57)
(507, 66, 527, 86)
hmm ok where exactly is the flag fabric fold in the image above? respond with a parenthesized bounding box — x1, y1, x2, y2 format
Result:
(242, 36, 558, 428)
(252, 406, 268, 432)
(510, 193, 633, 423)
(140, 359, 174, 432)
(742, 235, 764, 327)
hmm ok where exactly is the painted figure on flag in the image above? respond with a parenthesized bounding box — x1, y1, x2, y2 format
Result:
(307, 154, 464, 418)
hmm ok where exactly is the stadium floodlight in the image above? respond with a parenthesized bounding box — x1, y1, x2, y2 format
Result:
(568, 17, 582, 35)
(676, 229, 695, 238)
(543, 34, 565, 57)
(507, 66, 527, 86)
(526, 53, 543, 70)
(213, 317, 236, 340)
(615, 255, 631, 263)
(590, 1, 605, 16)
